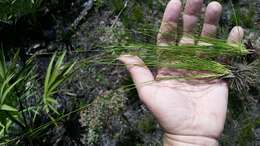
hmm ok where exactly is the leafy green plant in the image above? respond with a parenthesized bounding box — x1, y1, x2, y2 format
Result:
(0, 0, 42, 23)
(0, 49, 36, 140)
(43, 51, 76, 115)
(0, 49, 77, 145)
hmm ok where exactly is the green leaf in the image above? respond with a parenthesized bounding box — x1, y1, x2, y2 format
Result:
(43, 51, 75, 115)
(46, 97, 58, 105)
(9, 49, 20, 73)
(1, 78, 22, 104)
(0, 74, 15, 97)
(44, 52, 56, 97)
(49, 51, 66, 87)
(0, 49, 6, 79)
(0, 104, 18, 112)
(48, 105, 60, 115)
(47, 79, 64, 95)
(63, 61, 76, 76)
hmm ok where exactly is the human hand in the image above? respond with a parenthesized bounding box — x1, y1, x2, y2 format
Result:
(119, 0, 244, 146)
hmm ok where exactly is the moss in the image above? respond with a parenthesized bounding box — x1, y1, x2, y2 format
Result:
(228, 92, 245, 119)
(93, 0, 105, 11)
(116, 130, 143, 146)
(110, 0, 125, 14)
(95, 72, 107, 83)
(238, 124, 254, 145)
(136, 115, 157, 134)
(79, 90, 127, 145)
(237, 118, 259, 146)
(131, 4, 144, 23)
(120, 3, 144, 28)
(230, 6, 256, 28)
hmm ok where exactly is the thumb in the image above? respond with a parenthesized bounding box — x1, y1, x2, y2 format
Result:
(118, 55, 155, 99)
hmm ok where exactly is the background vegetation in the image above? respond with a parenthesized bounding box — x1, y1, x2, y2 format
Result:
(0, 0, 259, 145)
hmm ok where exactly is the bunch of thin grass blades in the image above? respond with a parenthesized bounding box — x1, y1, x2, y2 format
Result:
(88, 26, 253, 81)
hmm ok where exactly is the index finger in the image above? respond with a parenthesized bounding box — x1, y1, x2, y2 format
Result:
(157, 0, 182, 45)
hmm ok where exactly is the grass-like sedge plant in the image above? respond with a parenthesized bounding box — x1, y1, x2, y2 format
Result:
(43, 51, 76, 117)
(96, 31, 251, 80)
(0, 49, 77, 144)
(0, 49, 37, 139)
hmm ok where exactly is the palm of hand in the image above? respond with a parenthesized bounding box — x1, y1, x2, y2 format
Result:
(142, 80, 227, 138)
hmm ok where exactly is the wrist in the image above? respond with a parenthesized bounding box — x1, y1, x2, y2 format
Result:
(163, 133, 219, 146)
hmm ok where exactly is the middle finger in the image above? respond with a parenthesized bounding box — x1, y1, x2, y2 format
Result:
(180, 0, 203, 45)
